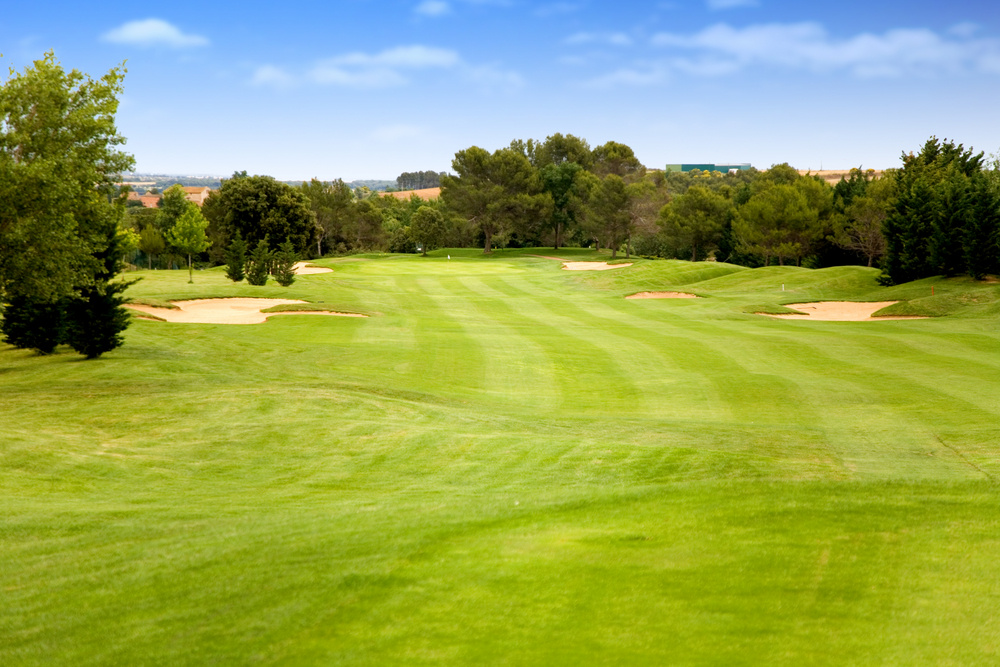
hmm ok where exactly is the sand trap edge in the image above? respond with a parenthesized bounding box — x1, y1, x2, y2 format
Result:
(626, 291, 700, 300)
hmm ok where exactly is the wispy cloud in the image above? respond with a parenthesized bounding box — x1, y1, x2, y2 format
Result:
(706, 0, 758, 9)
(585, 66, 667, 88)
(415, 1, 451, 17)
(308, 46, 460, 88)
(101, 18, 208, 48)
(253, 44, 521, 91)
(650, 22, 1000, 78)
(535, 3, 582, 17)
(251, 65, 296, 88)
(565, 32, 633, 47)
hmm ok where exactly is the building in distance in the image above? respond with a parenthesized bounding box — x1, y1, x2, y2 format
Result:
(665, 163, 752, 174)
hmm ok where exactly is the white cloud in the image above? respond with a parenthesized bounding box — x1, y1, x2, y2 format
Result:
(251, 65, 296, 88)
(328, 45, 461, 69)
(706, 0, 758, 9)
(650, 22, 1000, 78)
(948, 22, 980, 38)
(101, 18, 208, 48)
(253, 44, 520, 91)
(415, 1, 451, 16)
(565, 32, 633, 47)
(535, 3, 582, 17)
(584, 66, 667, 88)
(464, 64, 524, 90)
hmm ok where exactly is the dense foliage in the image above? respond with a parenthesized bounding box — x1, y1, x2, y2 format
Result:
(0, 52, 134, 357)
(879, 137, 1000, 284)
(395, 170, 445, 190)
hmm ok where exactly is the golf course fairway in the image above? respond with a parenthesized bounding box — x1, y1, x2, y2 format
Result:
(3, 249, 999, 664)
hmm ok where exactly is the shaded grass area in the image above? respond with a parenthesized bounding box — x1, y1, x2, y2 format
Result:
(3, 251, 1000, 664)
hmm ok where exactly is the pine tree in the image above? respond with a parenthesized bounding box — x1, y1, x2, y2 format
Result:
(225, 231, 247, 282)
(245, 237, 272, 286)
(0, 295, 66, 354)
(964, 173, 1000, 279)
(273, 238, 297, 287)
(930, 166, 971, 276)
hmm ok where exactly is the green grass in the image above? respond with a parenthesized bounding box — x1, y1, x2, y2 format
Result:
(3, 252, 1000, 665)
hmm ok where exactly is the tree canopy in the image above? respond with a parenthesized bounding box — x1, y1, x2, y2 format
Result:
(0, 51, 134, 303)
(208, 172, 318, 256)
(0, 51, 135, 358)
(441, 146, 551, 253)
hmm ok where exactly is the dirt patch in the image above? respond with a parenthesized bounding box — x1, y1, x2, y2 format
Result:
(293, 262, 333, 275)
(379, 187, 440, 201)
(626, 291, 700, 299)
(125, 298, 365, 324)
(761, 301, 927, 321)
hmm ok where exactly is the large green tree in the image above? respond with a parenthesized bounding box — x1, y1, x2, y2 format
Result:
(300, 178, 356, 255)
(441, 146, 551, 253)
(539, 161, 584, 249)
(660, 185, 732, 261)
(584, 174, 632, 258)
(880, 137, 992, 284)
(734, 184, 817, 266)
(410, 205, 447, 255)
(0, 51, 134, 304)
(591, 141, 644, 179)
(0, 52, 135, 357)
(210, 172, 318, 256)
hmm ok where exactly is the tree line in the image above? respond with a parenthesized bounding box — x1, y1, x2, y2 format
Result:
(5, 53, 999, 359)
(128, 133, 1000, 289)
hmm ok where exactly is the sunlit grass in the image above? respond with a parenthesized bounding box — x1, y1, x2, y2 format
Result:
(2, 251, 999, 664)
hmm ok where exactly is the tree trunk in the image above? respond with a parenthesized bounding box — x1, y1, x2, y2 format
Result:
(555, 222, 562, 250)
(690, 244, 698, 262)
(483, 229, 492, 254)
(316, 238, 322, 257)
(148, 255, 152, 270)
(188, 254, 193, 283)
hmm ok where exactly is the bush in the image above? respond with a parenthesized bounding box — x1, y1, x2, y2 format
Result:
(64, 281, 133, 359)
(0, 295, 66, 354)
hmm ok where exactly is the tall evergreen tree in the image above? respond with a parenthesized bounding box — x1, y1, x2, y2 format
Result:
(245, 237, 272, 286)
(964, 172, 1000, 279)
(273, 239, 297, 287)
(225, 231, 247, 282)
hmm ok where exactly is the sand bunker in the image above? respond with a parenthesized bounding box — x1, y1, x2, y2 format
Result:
(125, 298, 365, 324)
(561, 261, 632, 271)
(763, 301, 926, 321)
(292, 262, 333, 275)
(533, 255, 633, 271)
(626, 291, 700, 299)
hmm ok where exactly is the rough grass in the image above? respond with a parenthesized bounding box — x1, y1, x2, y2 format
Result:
(3, 251, 999, 665)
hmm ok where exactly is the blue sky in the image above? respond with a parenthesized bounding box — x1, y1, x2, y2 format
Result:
(4, 1, 999, 180)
